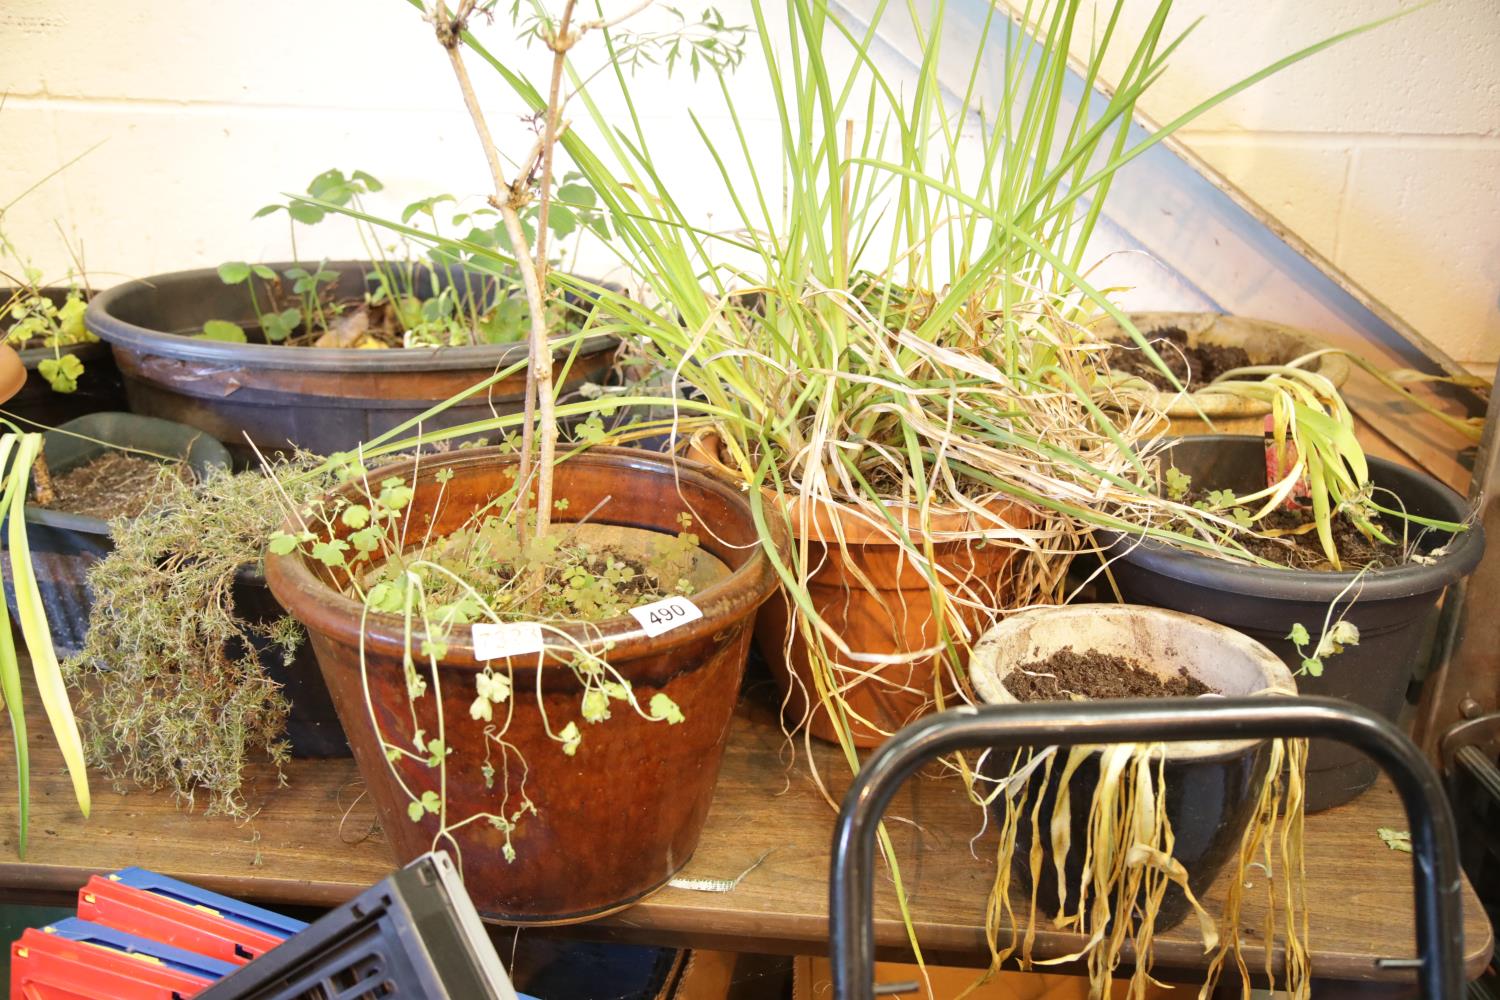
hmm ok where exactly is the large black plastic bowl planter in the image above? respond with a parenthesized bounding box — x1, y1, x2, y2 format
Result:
(85, 262, 619, 462)
(1102, 435, 1483, 812)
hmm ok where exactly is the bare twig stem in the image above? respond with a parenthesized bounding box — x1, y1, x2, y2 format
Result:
(431, 0, 559, 543)
(530, 0, 579, 284)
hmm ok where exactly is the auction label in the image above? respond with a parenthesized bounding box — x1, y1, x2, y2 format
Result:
(629, 596, 703, 637)
(472, 621, 545, 660)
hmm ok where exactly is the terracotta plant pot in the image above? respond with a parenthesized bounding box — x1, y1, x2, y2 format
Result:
(85, 263, 618, 463)
(265, 446, 782, 923)
(1101, 435, 1483, 812)
(1092, 311, 1350, 437)
(689, 433, 1033, 748)
(969, 604, 1296, 930)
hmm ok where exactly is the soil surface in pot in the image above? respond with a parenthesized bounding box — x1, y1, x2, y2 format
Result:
(36, 452, 191, 520)
(1105, 327, 1250, 390)
(1228, 502, 1398, 571)
(365, 519, 728, 623)
(202, 286, 583, 351)
(1003, 646, 1214, 701)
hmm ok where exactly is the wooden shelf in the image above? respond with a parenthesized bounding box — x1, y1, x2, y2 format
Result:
(0, 682, 1489, 989)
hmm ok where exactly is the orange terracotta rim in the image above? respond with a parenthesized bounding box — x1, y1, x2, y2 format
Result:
(686, 429, 1036, 545)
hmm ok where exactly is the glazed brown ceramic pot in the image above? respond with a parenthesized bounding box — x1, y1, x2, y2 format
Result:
(265, 446, 782, 923)
(690, 433, 1033, 748)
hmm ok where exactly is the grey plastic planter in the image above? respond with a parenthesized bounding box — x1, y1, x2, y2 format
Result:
(1102, 435, 1483, 812)
(85, 262, 619, 462)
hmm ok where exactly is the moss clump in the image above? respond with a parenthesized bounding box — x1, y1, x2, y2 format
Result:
(65, 460, 333, 818)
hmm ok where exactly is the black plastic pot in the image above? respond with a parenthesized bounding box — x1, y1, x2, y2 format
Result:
(85, 262, 620, 463)
(970, 605, 1295, 931)
(230, 566, 349, 758)
(10, 412, 231, 655)
(3, 412, 348, 758)
(1, 287, 126, 427)
(1102, 435, 1484, 812)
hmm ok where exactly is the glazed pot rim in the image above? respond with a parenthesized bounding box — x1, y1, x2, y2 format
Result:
(970, 603, 1297, 761)
(1104, 435, 1484, 602)
(1091, 311, 1351, 419)
(264, 445, 785, 669)
(85, 261, 621, 372)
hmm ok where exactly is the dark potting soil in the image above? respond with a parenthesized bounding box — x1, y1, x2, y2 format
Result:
(1236, 504, 1399, 571)
(38, 452, 192, 520)
(1183, 489, 1400, 572)
(1105, 326, 1251, 391)
(1003, 646, 1214, 702)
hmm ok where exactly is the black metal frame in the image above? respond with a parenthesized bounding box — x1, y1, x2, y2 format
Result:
(828, 695, 1464, 1000)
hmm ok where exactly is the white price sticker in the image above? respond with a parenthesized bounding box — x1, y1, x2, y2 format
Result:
(629, 596, 703, 637)
(472, 621, 544, 661)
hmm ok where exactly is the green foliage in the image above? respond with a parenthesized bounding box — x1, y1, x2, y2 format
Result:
(38, 353, 83, 393)
(1192, 488, 1256, 529)
(0, 433, 91, 855)
(216, 167, 611, 350)
(1164, 467, 1191, 502)
(67, 459, 337, 818)
(2, 286, 93, 351)
(1187, 362, 1465, 567)
(649, 692, 684, 725)
(407, 789, 440, 822)
(217, 261, 252, 285)
(2, 285, 96, 394)
(261, 308, 302, 343)
(196, 319, 247, 343)
(1377, 827, 1412, 853)
(1287, 617, 1360, 678)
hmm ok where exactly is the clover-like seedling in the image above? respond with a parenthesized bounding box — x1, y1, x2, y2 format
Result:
(1286, 618, 1361, 677)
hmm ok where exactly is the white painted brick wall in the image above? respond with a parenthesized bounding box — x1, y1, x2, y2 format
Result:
(3, 0, 1497, 366)
(1075, 0, 1500, 368)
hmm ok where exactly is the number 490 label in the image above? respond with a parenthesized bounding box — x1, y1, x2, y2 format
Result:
(629, 596, 703, 637)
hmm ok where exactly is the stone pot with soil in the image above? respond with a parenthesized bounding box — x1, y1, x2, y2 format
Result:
(1, 286, 126, 427)
(1102, 435, 1483, 812)
(85, 262, 619, 462)
(265, 446, 783, 922)
(10, 411, 347, 758)
(688, 431, 1034, 748)
(1094, 312, 1349, 437)
(970, 603, 1296, 931)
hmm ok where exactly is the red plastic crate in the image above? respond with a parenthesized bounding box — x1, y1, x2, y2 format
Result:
(10, 927, 214, 1000)
(76, 877, 282, 967)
